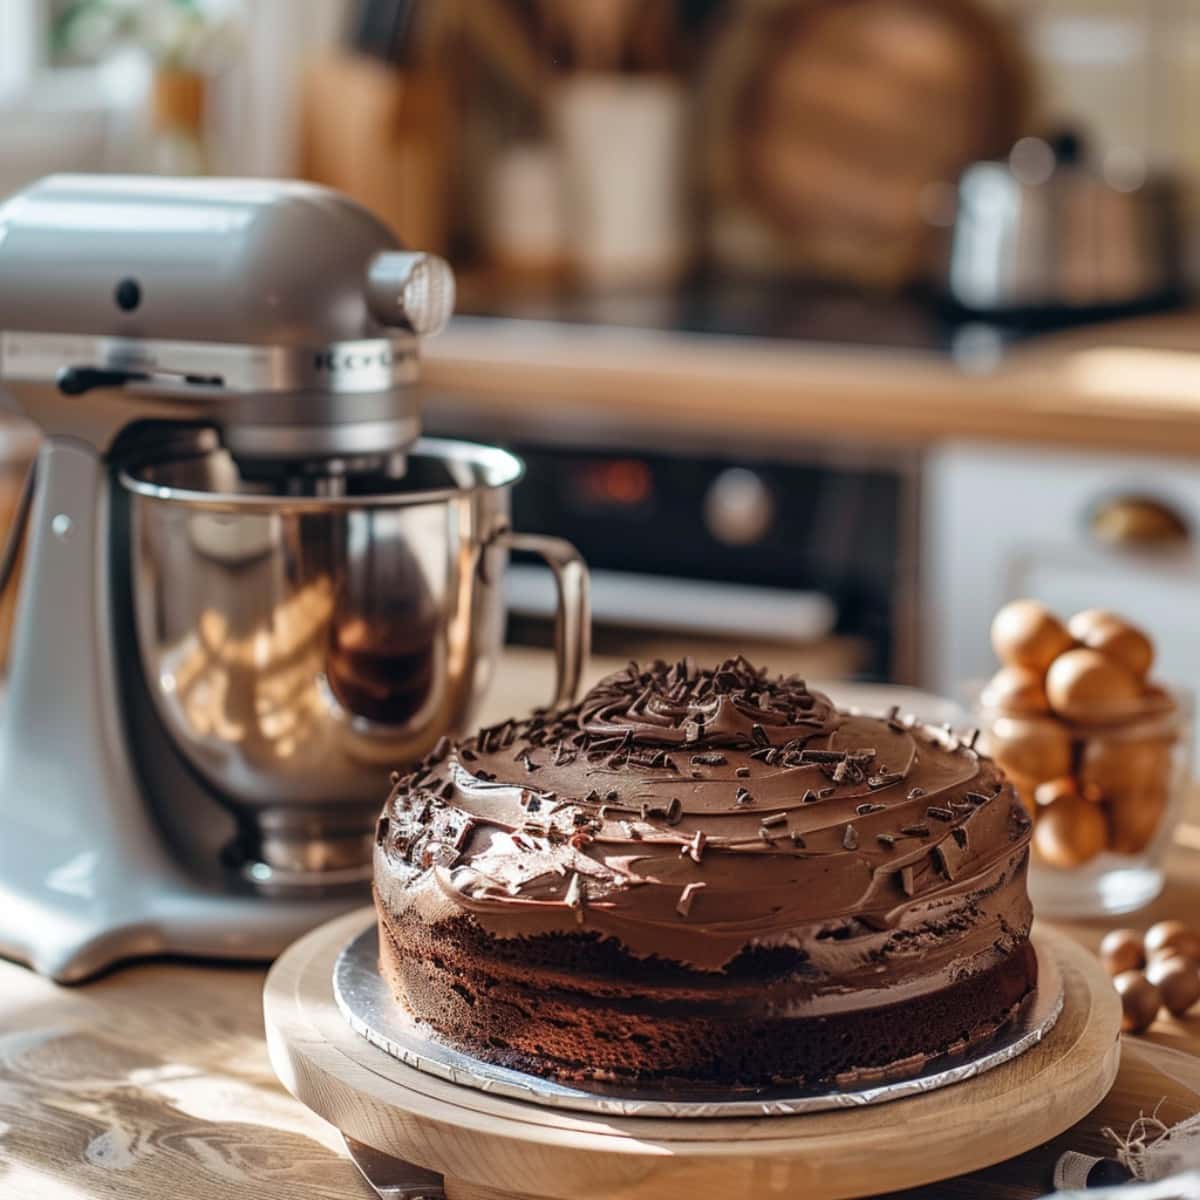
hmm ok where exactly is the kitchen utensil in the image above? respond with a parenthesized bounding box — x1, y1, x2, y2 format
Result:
(343, 1135, 445, 1199)
(265, 910, 1120, 1200)
(947, 133, 1183, 315)
(0, 174, 589, 981)
(121, 439, 587, 883)
(555, 73, 688, 285)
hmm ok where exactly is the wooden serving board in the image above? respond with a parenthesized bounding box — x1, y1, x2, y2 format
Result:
(264, 911, 1121, 1200)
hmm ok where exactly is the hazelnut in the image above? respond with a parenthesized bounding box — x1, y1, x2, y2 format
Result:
(1007, 772, 1041, 819)
(1113, 970, 1162, 1033)
(1045, 649, 1142, 724)
(985, 715, 1072, 783)
(1067, 610, 1155, 679)
(1032, 793, 1108, 869)
(1080, 735, 1172, 798)
(980, 665, 1051, 715)
(1141, 683, 1177, 716)
(1144, 956, 1200, 1017)
(1034, 777, 1079, 809)
(1144, 920, 1200, 964)
(991, 600, 1074, 672)
(1108, 786, 1167, 855)
(1099, 928, 1146, 977)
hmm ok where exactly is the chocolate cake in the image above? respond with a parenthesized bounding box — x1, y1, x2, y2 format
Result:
(373, 658, 1036, 1090)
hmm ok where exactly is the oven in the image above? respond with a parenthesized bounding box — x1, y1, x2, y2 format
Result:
(424, 396, 921, 683)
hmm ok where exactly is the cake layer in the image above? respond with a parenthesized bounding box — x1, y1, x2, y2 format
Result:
(378, 903, 1036, 1087)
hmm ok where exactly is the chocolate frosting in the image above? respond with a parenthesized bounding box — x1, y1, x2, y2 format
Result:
(375, 658, 1033, 981)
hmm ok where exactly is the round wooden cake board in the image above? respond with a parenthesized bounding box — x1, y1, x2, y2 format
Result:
(264, 910, 1121, 1200)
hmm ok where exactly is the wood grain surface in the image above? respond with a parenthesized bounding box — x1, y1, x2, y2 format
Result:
(264, 918, 1119, 1200)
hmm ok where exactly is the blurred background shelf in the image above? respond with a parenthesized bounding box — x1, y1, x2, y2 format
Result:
(6, 0, 1200, 712)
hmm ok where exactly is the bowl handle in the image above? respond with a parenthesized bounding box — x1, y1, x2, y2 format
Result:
(495, 530, 591, 708)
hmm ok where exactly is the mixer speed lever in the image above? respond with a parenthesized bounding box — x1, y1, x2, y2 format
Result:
(57, 365, 224, 396)
(56, 365, 150, 395)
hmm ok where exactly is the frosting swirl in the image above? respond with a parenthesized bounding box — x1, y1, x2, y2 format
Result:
(375, 658, 1032, 975)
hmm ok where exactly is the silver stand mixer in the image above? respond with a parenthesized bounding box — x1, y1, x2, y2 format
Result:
(0, 175, 589, 981)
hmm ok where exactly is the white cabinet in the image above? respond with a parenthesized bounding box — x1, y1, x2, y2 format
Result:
(923, 440, 1200, 708)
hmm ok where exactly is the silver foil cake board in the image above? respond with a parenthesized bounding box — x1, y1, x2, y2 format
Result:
(332, 925, 1064, 1119)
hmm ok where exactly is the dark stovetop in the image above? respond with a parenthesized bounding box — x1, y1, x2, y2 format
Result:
(458, 274, 1185, 357)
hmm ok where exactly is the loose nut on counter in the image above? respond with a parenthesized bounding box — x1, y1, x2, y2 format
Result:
(1144, 919, 1200, 964)
(1033, 792, 1108, 868)
(1099, 928, 1145, 976)
(1045, 648, 1143, 723)
(991, 600, 1074, 672)
(1066, 609, 1155, 680)
(980, 664, 1051, 715)
(985, 714, 1072, 782)
(1144, 956, 1200, 1017)
(1113, 970, 1162, 1034)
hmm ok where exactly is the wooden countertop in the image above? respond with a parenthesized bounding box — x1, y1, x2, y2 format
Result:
(2, 652, 1199, 1200)
(422, 310, 1200, 460)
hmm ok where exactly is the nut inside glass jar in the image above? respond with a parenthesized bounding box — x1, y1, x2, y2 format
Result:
(972, 685, 1193, 918)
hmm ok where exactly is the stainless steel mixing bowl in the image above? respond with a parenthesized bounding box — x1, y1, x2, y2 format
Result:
(120, 437, 589, 883)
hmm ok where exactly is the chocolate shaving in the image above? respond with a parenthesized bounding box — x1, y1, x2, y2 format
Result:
(682, 830, 707, 863)
(735, 786, 754, 806)
(900, 865, 916, 896)
(856, 802, 886, 815)
(842, 824, 859, 850)
(818, 786, 835, 799)
(761, 812, 788, 828)
(790, 831, 807, 848)
(647, 797, 683, 825)
(927, 806, 954, 821)
(564, 873, 586, 923)
(802, 789, 819, 804)
(800, 749, 846, 763)
(952, 827, 968, 848)
(876, 833, 896, 848)
(736, 766, 751, 778)
(908, 787, 926, 800)
(752, 723, 770, 746)
(690, 752, 727, 766)
(965, 791, 990, 806)
(676, 881, 706, 918)
(900, 823, 930, 837)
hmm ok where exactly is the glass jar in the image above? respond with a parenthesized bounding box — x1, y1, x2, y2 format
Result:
(971, 683, 1193, 918)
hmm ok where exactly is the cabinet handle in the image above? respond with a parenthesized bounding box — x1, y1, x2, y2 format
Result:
(1089, 494, 1190, 548)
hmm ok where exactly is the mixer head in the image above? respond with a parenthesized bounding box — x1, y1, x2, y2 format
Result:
(0, 174, 455, 476)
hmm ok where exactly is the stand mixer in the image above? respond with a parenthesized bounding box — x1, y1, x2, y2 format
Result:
(0, 174, 589, 981)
